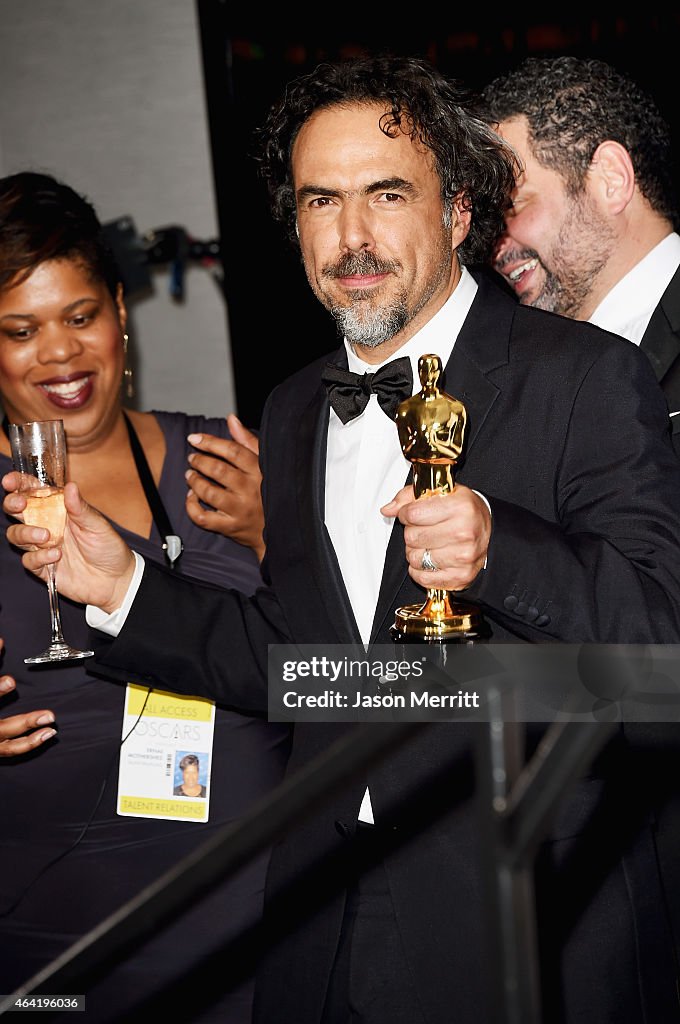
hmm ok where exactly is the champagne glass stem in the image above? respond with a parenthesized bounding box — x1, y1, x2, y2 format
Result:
(46, 562, 66, 647)
(10, 419, 93, 663)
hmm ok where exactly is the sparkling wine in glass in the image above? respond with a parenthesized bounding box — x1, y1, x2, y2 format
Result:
(8, 419, 94, 664)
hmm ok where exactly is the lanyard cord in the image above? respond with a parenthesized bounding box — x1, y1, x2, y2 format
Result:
(122, 412, 183, 568)
(2, 412, 183, 569)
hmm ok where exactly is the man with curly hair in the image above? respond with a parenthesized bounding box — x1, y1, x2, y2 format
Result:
(6, 54, 680, 1023)
(480, 55, 680, 447)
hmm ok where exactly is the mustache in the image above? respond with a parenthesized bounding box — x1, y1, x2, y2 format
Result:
(323, 252, 399, 279)
(493, 247, 539, 272)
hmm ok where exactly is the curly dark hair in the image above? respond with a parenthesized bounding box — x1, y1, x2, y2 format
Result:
(0, 171, 121, 297)
(479, 56, 677, 224)
(254, 54, 520, 266)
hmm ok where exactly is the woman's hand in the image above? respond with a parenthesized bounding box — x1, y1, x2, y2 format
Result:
(0, 641, 56, 756)
(186, 414, 265, 562)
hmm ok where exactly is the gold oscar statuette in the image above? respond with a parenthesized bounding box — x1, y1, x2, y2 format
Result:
(391, 353, 490, 643)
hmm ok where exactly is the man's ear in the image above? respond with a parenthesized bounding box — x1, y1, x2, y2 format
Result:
(590, 140, 635, 213)
(450, 192, 472, 247)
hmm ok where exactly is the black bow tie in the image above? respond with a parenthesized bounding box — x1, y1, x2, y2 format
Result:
(321, 356, 413, 424)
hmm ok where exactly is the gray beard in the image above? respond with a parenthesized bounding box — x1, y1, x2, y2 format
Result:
(328, 295, 409, 348)
(529, 272, 579, 317)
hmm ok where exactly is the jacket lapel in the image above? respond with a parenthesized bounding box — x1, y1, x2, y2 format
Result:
(640, 265, 680, 383)
(444, 270, 512, 457)
(370, 466, 413, 641)
(296, 349, 363, 644)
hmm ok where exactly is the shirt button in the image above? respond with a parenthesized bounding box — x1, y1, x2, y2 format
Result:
(503, 596, 518, 610)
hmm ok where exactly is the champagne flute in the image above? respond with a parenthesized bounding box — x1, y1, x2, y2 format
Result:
(8, 419, 94, 664)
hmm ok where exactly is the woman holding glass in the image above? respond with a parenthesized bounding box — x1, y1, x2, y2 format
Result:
(0, 171, 289, 1023)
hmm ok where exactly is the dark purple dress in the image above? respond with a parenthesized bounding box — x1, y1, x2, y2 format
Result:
(0, 411, 291, 1023)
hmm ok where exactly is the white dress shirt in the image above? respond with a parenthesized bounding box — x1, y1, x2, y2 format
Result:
(325, 268, 478, 819)
(589, 232, 680, 344)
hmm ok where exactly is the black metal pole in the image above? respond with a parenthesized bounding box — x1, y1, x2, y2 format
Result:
(476, 684, 617, 1024)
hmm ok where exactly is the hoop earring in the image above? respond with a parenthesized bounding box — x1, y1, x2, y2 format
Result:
(122, 332, 134, 400)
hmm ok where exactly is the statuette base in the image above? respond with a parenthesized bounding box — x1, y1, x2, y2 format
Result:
(391, 591, 490, 643)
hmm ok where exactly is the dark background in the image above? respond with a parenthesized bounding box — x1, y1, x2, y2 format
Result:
(195, 5, 680, 426)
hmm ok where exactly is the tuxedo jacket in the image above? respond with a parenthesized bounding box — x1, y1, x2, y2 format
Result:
(640, 263, 680, 452)
(96, 272, 680, 1022)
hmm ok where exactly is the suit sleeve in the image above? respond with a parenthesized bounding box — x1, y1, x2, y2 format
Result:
(466, 342, 680, 642)
(93, 560, 290, 711)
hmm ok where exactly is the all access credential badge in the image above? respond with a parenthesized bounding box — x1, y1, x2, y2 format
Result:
(116, 683, 216, 823)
